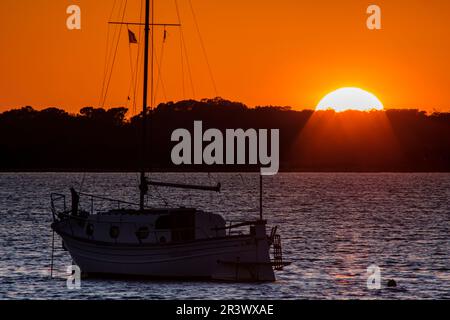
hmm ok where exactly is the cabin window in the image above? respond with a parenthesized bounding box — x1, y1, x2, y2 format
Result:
(155, 215, 171, 229)
(154, 211, 196, 242)
(171, 211, 195, 242)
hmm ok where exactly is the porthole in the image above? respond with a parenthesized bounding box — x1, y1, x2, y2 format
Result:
(110, 226, 120, 239)
(136, 226, 150, 240)
(86, 223, 94, 237)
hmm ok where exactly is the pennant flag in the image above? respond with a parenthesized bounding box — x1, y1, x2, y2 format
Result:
(128, 29, 138, 44)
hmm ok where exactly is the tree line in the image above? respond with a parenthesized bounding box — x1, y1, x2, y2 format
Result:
(0, 97, 449, 171)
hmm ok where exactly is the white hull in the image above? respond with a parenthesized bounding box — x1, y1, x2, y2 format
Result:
(57, 229, 276, 282)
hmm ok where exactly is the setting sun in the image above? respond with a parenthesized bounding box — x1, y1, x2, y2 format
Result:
(316, 88, 384, 112)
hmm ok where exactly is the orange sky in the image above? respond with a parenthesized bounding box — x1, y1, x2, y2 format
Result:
(0, 0, 450, 114)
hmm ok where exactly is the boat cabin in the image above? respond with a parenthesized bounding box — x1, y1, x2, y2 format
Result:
(56, 199, 227, 245)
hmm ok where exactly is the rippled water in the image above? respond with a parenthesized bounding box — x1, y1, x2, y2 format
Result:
(0, 173, 449, 300)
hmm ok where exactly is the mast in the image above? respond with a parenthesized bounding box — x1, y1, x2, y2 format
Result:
(136, 1, 216, 208)
(139, 0, 151, 210)
(107, 2, 182, 210)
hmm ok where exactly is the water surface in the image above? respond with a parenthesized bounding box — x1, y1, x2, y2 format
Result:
(0, 173, 449, 299)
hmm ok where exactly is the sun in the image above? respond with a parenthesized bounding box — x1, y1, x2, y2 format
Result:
(316, 87, 384, 112)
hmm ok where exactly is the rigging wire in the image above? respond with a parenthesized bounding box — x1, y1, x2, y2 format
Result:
(89, 1, 123, 207)
(187, 0, 219, 97)
(131, 0, 145, 116)
(125, 3, 143, 109)
(174, 0, 196, 99)
(154, 28, 168, 104)
(101, 0, 129, 108)
(130, 3, 145, 194)
(178, 27, 186, 99)
(78, 172, 87, 194)
(152, 184, 169, 207)
(127, 36, 138, 109)
(150, 0, 155, 110)
(99, 0, 119, 107)
(147, 0, 155, 179)
(98, 1, 222, 206)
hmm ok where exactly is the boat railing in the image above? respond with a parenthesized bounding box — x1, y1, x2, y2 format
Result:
(51, 192, 148, 219)
(51, 193, 69, 221)
(217, 220, 267, 236)
(78, 192, 145, 214)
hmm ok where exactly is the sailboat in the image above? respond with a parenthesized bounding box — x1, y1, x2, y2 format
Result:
(50, 0, 288, 282)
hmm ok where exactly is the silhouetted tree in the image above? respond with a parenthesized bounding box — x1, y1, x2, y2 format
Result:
(0, 99, 449, 171)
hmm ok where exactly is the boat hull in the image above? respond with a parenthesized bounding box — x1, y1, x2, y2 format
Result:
(56, 228, 276, 282)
